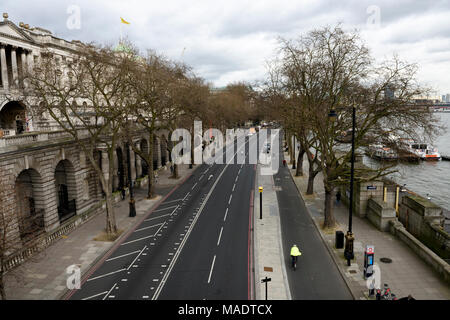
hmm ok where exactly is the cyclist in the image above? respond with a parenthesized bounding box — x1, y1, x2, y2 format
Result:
(290, 244, 302, 269)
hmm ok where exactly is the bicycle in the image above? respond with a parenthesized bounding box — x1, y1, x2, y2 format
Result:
(291, 255, 298, 271)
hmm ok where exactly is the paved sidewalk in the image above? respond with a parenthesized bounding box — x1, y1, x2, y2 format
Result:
(3, 164, 197, 300)
(286, 152, 450, 300)
(253, 164, 291, 300)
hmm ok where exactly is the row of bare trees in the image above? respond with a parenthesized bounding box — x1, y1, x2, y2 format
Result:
(12, 43, 257, 242)
(260, 25, 441, 228)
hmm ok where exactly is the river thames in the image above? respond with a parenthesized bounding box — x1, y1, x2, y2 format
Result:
(363, 112, 450, 211)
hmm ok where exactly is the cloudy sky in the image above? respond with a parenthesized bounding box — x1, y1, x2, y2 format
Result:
(3, 0, 450, 96)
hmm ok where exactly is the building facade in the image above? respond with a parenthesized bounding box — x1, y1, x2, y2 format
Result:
(0, 14, 171, 270)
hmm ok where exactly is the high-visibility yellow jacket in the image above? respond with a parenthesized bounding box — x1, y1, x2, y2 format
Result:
(290, 246, 302, 257)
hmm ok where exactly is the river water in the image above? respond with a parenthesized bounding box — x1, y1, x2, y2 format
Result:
(363, 112, 450, 211)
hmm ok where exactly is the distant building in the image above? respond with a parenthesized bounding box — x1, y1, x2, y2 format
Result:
(446, 94, 450, 103)
(442, 95, 446, 102)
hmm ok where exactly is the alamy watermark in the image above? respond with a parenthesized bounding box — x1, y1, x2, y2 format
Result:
(66, 5, 81, 30)
(170, 121, 280, 175)
(66, 264, 81, 289)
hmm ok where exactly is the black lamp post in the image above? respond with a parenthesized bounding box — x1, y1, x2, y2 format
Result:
(126, 142, 136, 217)
(329, 107, 355, 266)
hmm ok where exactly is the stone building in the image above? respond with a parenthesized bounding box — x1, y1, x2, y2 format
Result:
(0, 14, 171, 269)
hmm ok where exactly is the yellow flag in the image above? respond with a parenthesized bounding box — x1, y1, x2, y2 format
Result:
(120, 17, 130, 25)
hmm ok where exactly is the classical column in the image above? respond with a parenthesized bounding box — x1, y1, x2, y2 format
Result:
(21, 50, 27, 88)
(11, 46, 18, 87)
(27, 51, 34, 73)
(0, 44, 8, 89)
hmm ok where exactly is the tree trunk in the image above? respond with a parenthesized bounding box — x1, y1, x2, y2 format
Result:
(147, 133, 155, 199)
(306, 166, 315, 195)
(172, 163, 179, 179)
(0, 273, 6, 300)
(104, 192, 117, 234)
(295, 149, 305, 176)
(323, 184, 336, 229)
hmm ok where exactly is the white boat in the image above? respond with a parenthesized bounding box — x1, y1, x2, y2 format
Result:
(407, 142, 441, 160)
(367, 144, 398, 160)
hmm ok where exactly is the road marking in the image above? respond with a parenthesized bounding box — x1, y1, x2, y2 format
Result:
(224, 208, 228, 221)
(127, 246, 147, 271)
(81, 291, 108, 300)
(152, 205, 178, 213)
(217, 227, 223, 246)
(235, 176, 238, 183)
(121, 234, 157, 246)
(87, 269, 126, 282)
(152, 141, 246, 300)
(232, 183, 236, 192)
(191, 182, 198, 190)
(134, 223, 163, 233)
(144, 213, 171, 222)
(106, 250, 141, 262)
(208, 255, 216, 284)
(228, 194, 233, 204)
(102, 283, 117, 300)
(161, 198, 183, 205)
(183, 192, 190, 201)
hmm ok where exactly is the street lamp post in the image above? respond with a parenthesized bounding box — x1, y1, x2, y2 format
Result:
(126, 142, 136, 218)
(329, 107, 355, 266)
(259, 186, 263, 219)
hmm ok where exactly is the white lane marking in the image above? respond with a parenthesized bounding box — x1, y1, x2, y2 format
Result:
(127, 246, 147, 271)
(144, 213, 171, 222)
(102, 283, 117, 300)
(143, 296, 150, 299)
(199, 174, 204, 181)
(217, 227, 223, 246)
(183, 192, 190, 201)
(152, 140, 246, 300)
(232, 183, 236, 192)
(121, 233, 157, 246)
(161, 198, 183, 205)
(170, 205, 179, 216)
(81, 291, 109, 300)
(106, 250, 141, 262)
(224, 208, 228, 221)
(235, 176, 238, 183)
(207, 255, 217, 284)
(191, 182, 198, 190)
(152, 205, 178, 213)
(87, 269, 126, 282)
(228, 194, 232, 205)
(134, 223, 163, 233)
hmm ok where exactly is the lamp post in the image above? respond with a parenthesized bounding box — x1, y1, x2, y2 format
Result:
(329, 107, 355, 266)
(126, 142, 136, 218)
(259, 186, 263, 219)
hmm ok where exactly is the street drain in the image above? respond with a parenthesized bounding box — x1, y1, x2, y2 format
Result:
(380, 257, 392, 263)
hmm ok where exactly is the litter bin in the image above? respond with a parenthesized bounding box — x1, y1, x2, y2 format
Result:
(335, 231, 344, 249)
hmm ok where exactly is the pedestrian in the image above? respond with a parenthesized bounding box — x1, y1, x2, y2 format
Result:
(283, 159, 287, 167)
(336, 190, 341, 204)
(170, 165, 174, 174)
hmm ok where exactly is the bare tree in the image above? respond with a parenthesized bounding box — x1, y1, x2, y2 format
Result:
(24, 45, 133, 236)
(273, 26, 440, 228)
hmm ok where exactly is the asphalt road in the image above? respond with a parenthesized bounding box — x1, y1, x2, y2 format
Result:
(66, 134, 257, 300)
(274, 130, 353, 300)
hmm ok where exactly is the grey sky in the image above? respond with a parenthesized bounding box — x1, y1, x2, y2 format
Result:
(2, 0, 449, 95)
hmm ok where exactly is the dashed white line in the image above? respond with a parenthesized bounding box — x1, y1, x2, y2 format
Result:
(207, 255, 216, 284)
(183, 192, 190, 201)
(224, 208, 228, 221)
(191, 182, 198, 190)
(217, 227, 223, 246)
(232, 183, 236, 192)
(144, 213, 171, 222)
(228, 194, 232, 204)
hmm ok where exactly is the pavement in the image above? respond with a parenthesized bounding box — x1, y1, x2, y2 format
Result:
(285, 151, 450, 300)
(3, 163, 196, 300)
